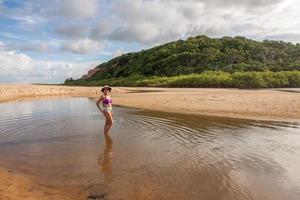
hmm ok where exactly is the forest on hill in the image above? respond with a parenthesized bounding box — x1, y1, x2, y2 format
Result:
(65, 35, 300, 88)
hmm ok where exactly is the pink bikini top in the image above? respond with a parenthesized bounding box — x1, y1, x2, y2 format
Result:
(102, 96, 112, 106)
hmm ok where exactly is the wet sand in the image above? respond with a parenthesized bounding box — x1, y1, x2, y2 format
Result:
(0, 168, 79, 200)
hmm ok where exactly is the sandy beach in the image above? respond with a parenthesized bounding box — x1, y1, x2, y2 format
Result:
(0, 84, 102, 102)
(113, 87, 300, 123)
(1, 84, 300, 199)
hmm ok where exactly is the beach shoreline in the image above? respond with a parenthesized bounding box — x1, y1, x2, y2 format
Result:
(1, 84, 300, 123)
(0, 83, 101, 103)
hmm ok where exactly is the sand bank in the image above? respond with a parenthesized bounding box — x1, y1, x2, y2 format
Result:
(0, 168, 83, 200)
(112, 87, 300, 123)
(1, 84, 300, 123)
(0, 84, 102, 102)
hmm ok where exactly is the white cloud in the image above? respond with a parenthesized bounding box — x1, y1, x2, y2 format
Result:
(92, 0, 190, 44)
(0, 51, 32, 71)
(0, 50, 33, 82)
(184, 0, 284, 9)
(0, 50, 99, 83)
(31, 60, 99, 82)
(4, 0, 300, 47)
(61, 39, 103, 54)
(5, 1, 47, 27)
(1, 0, 300, 83)
(88, 0, 300, 45)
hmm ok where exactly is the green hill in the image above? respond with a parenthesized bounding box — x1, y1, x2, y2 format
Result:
(65, 35, 300, 88)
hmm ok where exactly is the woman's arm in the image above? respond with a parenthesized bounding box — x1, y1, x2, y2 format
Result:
(96, 95, 104, 113)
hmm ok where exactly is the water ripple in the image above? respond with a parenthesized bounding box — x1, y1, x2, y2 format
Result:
(0, 99, 300, 200)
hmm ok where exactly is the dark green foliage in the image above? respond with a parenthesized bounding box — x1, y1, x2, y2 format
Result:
(231, 72, 267, 88)
(64, 77, 74, 84)
(65, 35, 300, 88)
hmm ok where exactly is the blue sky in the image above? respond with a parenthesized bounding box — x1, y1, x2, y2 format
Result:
(0, 0, 300, 83)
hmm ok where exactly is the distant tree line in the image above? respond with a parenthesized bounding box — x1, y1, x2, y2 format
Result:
(65, 71, 300, 89)
(65, 35, 300, 88)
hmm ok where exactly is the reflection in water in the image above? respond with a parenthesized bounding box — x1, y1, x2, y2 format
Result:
(98, 133, 113, 183)
(0, 98, 300, 200)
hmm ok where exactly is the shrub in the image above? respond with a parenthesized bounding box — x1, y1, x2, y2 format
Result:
(231, 72, 267, 88)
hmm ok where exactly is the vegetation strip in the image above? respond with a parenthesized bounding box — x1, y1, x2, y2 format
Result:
(65, 71, 300, 88)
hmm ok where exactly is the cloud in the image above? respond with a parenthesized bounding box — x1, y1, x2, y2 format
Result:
(112, 49, 126, 58)
(263, 33, 300, 43)
(90, 0, 298, 45)
(9, 42, 49, 52)
(89, 0, 193, 44)
(25, 0, 99, 19)
(4, 0, 299, 46)
(2, 0, 99, 29)
(10, 14, 46, 26)
(56, 0, 98, 18)
(1, 0, 300, 83)
(2, 39, 60, 53)
(0, 50, 99, 83)
(108, 24, 162, 44)
(4, 1, 47, 26)
(0, 41, 5, 50)
(120, 0, 219, 43)
(0, 50, 33, 82)
(90, 20, 113, 40)
(55, 24, 88, 38)
(61, 38, 103, 54)
(162, 0, 284, 9)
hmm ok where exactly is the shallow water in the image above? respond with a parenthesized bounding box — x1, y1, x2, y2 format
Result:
(0, 97, 300, 200)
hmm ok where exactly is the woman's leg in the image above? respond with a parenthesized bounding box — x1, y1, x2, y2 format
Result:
(106, 112, 113, 133)
(104, 120, 109, 134)
(103, 111, 113, 134)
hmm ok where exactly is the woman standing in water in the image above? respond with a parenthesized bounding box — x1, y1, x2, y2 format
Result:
(96, 85, 113, 134)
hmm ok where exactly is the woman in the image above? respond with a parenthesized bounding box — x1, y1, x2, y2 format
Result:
(96, 85, 113, 134)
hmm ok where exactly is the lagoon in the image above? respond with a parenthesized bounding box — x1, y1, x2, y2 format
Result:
(0, 97, 300, 199)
